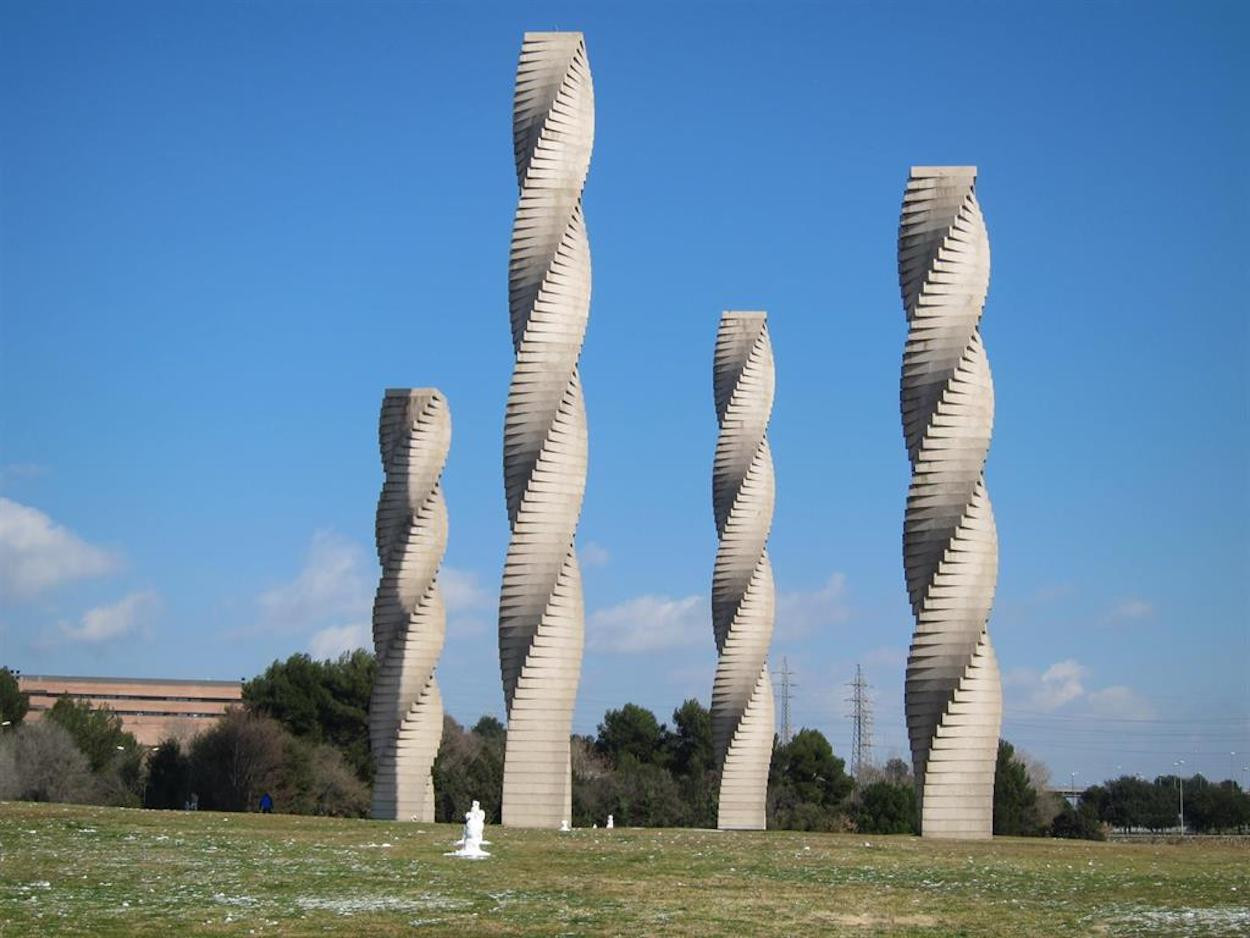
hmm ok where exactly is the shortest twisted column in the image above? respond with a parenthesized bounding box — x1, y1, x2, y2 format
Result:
(711, 311, 776, 830)
(370, 388, 449, 821)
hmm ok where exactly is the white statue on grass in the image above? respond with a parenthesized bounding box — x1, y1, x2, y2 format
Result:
(560, 819, 571, 832)
(606, 814, 614, 829)
(447, 799, 490, 859)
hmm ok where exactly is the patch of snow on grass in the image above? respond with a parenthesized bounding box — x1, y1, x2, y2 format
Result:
(1105, 905, 1250, 935)
(295, 894, 468, 916)
(212, 893, 259, 907)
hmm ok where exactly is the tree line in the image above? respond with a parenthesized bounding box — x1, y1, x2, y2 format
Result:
(1075, 773, 1250, 835)
(4, 661, 1247, 836)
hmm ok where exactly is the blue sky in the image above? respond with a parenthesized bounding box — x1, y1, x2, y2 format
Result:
(2, 1, 1246, 788)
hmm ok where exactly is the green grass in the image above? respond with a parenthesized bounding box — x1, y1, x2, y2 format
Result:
(1, 802, 1246, 936)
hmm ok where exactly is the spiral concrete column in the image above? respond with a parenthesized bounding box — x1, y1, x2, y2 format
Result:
(898, 166, 1002, 840)
(711, 311, 776, 831)
(370, 388, 449, 822)
(498, 31, 594, 829)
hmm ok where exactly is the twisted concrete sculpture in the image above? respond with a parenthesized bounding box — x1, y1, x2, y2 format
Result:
(370, 388, 450, 822)
(711, 311, 776, 831)
(898, 166, 1002, 840)
(498, 31, 594, 829)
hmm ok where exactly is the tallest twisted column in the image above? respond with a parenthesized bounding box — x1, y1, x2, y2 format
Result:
(898, 166, 1002, 839)
(499, 31, 594, 829)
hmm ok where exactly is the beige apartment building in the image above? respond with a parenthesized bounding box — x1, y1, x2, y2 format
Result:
(18, 674, 242, 745)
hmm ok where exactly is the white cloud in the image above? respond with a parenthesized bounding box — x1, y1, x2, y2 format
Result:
(1105, 598, 1154, 623)
(581, 541, 610, 568)
(62, 590, 160, 644)
(308, 623, 371, 659)
(589, 593, 706, 653)
(1087, 685, 1156, 720)
(0, 497, 119, 597)
(1032, 659, 1089, 710)
(257, 530, 371, 632)
(442, 567, 491, 613)
(259, 533, 493, 649)
(776, 572, 849, 639)
(438, 567, 494, 640)
(1008, 658, 1089, 712)
(1008, 658, 1154, 721)
(585, 571, 849, 656)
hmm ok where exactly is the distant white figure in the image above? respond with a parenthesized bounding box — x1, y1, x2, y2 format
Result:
(560, 819, 571, 832)
(606, 815, 614, 829)
(447, 799, 490, 859)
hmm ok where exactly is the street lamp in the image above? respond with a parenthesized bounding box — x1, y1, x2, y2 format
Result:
(1173, 760, 1185, 835)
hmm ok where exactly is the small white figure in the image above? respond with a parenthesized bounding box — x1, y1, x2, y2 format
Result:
(606, 814, 614, 829)
(592, 823, 598, 829)
(559, 819, 571, 832)
(447, 799, 490, 859)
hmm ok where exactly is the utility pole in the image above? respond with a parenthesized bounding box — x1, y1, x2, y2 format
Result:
(845, 664, 873, 778)
(1173, 760, 1186, 835)
(773, 657, 797, 745)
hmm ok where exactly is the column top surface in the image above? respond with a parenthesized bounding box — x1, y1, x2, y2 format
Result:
(384, 387, 443, 398)
(523, 30, 584, 41)
(909, 165, 978, 176)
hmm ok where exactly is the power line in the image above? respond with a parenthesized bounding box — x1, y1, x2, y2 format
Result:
(1006, 711, 1248, 725)
(773, 657, 798, 745)
(846, 664, 873, 778)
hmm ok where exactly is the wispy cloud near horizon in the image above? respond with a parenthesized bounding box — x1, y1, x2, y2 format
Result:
(776, 573, 850, 639)
(1104, 598, 1154, 624)
(60, 590, 161, 645)
(589, 593, 705, 653)
(257, 530, 372, 634)
(252, 530, 494, 657)
(1006, 657, 1155, 720)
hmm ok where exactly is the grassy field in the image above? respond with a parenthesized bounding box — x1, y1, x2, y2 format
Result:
(1, 802, 1246, 936)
